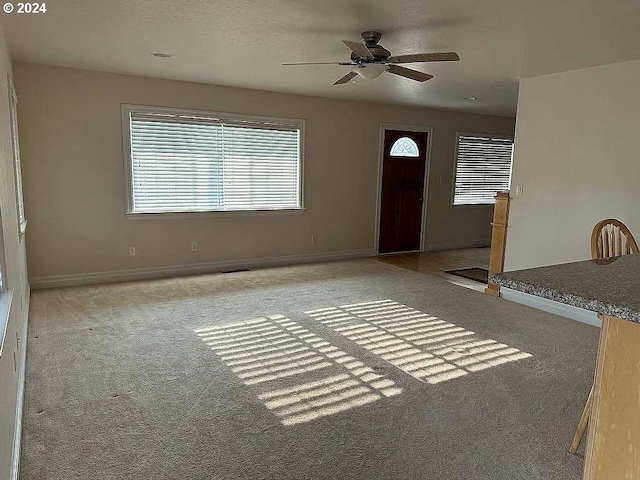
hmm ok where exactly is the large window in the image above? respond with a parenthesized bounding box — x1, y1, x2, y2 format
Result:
(453, 134, 514, 205)
(122, 105, 304, 215)
(0, 209, 5, 292)
(0, 208, 8, 357)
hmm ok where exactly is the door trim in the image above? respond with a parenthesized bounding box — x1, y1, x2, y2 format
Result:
(374, 123, 434, 255)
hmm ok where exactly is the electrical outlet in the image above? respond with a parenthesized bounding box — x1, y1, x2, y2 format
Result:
(129, 246, 136, 256)
(191, 241, 199, 252)
(515, 185, 524, 196)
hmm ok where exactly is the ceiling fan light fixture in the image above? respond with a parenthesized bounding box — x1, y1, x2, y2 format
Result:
(351, 64, 388, 80)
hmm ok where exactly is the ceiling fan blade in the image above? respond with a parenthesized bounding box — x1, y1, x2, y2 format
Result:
(333, 71, 358, 85)
(282, 61, 354, 66)
(388, 52, 460, 64)
(342, 40, 374, 59)
(387, 65, 434, 82)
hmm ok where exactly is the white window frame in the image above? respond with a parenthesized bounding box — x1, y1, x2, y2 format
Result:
(0, 207, 11, 358)
(8, 76, 27, 236)
(451, 132, 514, 207)
(121, 104, 306, 219)
(0, 208, 6, 292)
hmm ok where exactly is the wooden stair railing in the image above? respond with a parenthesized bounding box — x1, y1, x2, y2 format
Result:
(485, 192, 511, 297)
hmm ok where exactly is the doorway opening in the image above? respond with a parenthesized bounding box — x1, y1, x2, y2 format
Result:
(376, 127, 430, 254)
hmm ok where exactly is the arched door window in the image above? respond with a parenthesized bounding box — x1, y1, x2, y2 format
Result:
(390, 137, 419, 157)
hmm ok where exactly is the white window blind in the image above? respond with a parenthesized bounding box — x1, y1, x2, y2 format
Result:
(453, 134, 514, 205)
(125, 108, 302, 214)
(9, 79, 26, 234)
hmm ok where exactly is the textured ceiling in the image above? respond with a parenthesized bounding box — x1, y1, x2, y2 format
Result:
(2, 0, 640, 117)
(520, 0, 640, 78)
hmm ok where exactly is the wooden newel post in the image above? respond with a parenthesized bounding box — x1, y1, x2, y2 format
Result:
(485, 191, 511, 296)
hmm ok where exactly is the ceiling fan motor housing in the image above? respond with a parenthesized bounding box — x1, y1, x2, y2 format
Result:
(351, 30, 391, 62)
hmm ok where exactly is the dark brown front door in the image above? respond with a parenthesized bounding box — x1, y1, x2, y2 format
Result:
(379, 130, 428, 254)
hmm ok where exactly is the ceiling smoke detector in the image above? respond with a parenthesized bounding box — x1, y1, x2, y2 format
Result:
(150, 52, 171, 58)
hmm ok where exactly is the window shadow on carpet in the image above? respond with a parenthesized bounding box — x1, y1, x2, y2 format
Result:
(305, 299, 532, 384)
(194, 315, 402, 426)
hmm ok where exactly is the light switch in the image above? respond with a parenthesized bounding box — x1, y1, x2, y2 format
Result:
(515, 185, 524, 196)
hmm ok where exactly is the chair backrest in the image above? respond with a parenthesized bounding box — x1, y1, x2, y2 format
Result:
(591, 219, 639, 259)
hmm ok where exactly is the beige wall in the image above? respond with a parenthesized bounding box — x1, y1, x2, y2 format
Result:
(14, 63, 514, 282)
(505, 59, 640, 271)
(0, 29, 30, 480)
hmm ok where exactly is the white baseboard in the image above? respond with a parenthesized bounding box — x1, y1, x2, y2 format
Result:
(423, 239, 491, 252)
(501, 287, 601, 328)
(11, 291, 30, 480)
(29, 248, 375, 289)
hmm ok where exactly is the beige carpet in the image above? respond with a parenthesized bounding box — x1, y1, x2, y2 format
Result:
(20, 259, 598, 479)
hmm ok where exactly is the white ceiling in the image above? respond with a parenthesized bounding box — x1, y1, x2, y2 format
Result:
(521, 0, 640, 78)
(2, 0, 640, 117)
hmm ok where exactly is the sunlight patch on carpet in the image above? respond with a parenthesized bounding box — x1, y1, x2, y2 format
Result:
(305, 299, 532, 384)
(195, 315, 402, 426)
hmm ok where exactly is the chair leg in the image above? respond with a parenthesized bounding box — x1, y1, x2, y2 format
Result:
(570, 384, 594, 454)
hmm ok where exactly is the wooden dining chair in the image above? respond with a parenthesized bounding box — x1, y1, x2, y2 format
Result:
(590, 218, 639, 259)
(569, 218, 639, 454)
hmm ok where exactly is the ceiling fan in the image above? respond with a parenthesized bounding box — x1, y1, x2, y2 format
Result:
(283, 31, 460, 85)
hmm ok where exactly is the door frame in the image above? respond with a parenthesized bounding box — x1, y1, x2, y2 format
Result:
(374, 123, 434, 255)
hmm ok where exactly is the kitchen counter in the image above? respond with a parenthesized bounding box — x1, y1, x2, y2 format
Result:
(490, 254, 640, 480)
(490, 254, 640, 323)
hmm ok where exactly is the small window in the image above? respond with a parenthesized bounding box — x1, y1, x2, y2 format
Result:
(123, 105, 304, 215)
(8, 77, 26, 235)
(390, 137, 419, 157)
(453, 134, 514, 205)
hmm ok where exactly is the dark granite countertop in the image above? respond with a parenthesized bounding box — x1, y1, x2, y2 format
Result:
(490, 254, 640, 323)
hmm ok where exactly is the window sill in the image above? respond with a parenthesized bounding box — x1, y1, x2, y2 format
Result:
(450, 203, 495, 209)
(125, 208, 306, 221)
(0, 289, 13, 358)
